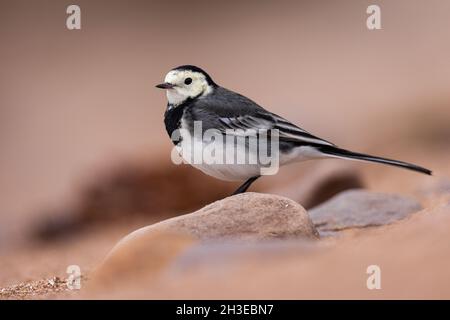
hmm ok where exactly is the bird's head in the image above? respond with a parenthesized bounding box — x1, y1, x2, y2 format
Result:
(156, 65, 217, 106)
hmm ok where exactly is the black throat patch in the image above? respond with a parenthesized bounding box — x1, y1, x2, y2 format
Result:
(164, 103, 186, 145)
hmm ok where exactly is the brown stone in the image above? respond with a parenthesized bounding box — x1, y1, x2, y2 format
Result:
(128, 192, 319, 242)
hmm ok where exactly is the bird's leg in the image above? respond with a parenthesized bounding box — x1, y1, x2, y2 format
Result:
(232, 176, 260, 195)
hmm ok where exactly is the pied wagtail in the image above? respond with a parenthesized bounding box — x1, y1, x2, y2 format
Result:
(156, 65, 431, 195)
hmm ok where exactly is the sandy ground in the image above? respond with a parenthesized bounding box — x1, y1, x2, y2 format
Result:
(1, 144, 448, 299)
(0, 217, 157, 299)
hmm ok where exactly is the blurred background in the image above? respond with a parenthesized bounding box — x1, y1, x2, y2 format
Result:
(0, 0, 449, 297)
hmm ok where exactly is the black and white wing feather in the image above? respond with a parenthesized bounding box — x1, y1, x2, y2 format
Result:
(187, 86, 334, 148)
(183, 86, 431, 175)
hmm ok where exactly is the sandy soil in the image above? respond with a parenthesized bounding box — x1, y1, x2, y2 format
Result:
(1, 144, 448, 299)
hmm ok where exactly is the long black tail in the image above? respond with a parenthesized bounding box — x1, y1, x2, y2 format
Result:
(318, 146, 432, 175)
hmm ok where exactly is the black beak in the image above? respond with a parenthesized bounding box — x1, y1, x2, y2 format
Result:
(155, 82, 175, 89)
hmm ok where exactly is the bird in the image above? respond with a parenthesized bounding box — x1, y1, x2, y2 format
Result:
(156, 65, 432, 195)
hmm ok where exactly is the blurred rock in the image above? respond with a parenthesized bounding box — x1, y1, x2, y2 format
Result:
(309, 189, 422, 236)
(172, 239, 321, 273)
(127, 193, 319, 242)
(88, 231, 196, 291)
(32, 161, 237, 241)
(268, 162, 364, 209)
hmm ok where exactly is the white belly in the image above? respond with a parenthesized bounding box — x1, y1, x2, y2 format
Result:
(177, 136, 262, 181)
(175, 123, 327, 181)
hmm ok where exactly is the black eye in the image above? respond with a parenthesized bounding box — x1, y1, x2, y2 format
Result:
(184, 77, 192, 85)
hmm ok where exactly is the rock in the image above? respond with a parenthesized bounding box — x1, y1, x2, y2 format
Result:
(172, 239, 320, 273)
(126, 193, 319, 242)
(88, 231, 196, 291)
(32, 161, 236, 241)
(268, 162, 364, 209)
(87, 193, 318, 296)
(309, 189, 422, 236)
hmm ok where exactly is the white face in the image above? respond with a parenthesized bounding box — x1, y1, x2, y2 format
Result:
(163, 70, 213, 105)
